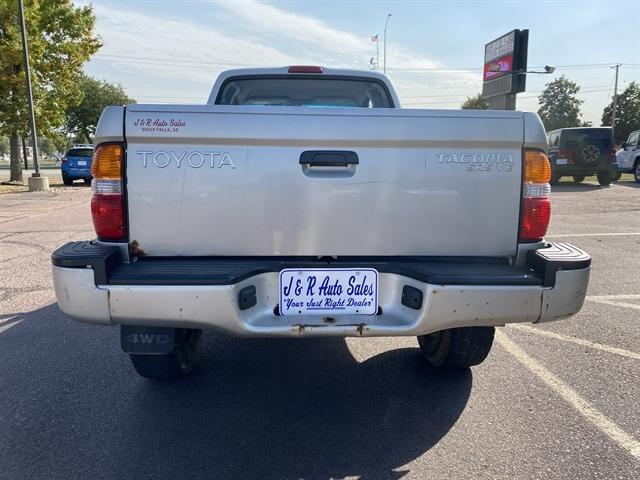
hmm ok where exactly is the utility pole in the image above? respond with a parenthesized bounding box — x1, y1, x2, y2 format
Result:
(611, 64, 621, 140)
(383, 13, 391, 74)
(18, 0, 48, 191)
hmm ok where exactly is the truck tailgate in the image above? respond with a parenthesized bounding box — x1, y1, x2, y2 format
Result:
(124, 105, 524, 257)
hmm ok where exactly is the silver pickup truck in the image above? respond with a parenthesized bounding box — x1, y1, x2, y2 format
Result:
(51, 66, 591, 380)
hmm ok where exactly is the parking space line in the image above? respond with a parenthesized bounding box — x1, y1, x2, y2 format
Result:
(546, 232, 640, 238)
(510, 324, 640, 361)
(587, 294, 640, 311)
(0, 319, 22, 334)
(495, 330, 640, 460)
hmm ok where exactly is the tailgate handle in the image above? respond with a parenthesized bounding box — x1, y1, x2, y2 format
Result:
(299, 150, 359, 167)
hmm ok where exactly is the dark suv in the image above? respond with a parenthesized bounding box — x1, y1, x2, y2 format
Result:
(546, 127, 616, 185)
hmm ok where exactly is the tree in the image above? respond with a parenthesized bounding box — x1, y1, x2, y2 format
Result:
(461, 94, 489, 110)
(66, 75, 135, 143)
(0, 137, 9, 158)
(0, 0, 101, 182)
(537, 76, 586, 131)
(601, 82, 640, 145)
(38, 137, 57, 157)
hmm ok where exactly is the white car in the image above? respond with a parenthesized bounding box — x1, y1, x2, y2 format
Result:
(615, 130, 640, 182)
(51, 66, 591, 380)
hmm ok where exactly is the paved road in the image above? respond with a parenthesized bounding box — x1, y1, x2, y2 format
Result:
(0, 181, 639, 479)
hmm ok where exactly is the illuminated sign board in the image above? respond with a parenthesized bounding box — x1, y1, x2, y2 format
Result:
(482, 29, 528, 99)
(484, 30, 516, 81)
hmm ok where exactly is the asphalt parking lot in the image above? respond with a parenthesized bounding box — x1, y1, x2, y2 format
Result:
(0, 180, 639, 479)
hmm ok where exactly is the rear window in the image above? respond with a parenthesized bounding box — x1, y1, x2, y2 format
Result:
(560, 129, 614, 149)
(66, 149, 93, 158)
(216, 76, 393, 108)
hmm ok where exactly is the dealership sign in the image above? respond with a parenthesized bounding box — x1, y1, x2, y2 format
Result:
(482, 29, 528, 99)
(483, 30, 516, 81)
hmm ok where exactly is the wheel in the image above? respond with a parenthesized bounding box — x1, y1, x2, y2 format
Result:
(417, 326, 495, 369)
(611, 170, 622, 182)
(129, 328, 203, 380)
(572, 175, 585, 183)
(83, 178, 92, 185)
(634, 161, 640, 183)
(62, 175, 73, 186)
(550, 173, 561, 185)
(597, 169, 612, 186)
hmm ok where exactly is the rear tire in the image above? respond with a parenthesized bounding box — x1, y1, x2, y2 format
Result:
(597, 169, 612, 186)
(129, 328, 203, 380)
(417, 326, 495, 369)
(572, 175, 585, 183)
(62, 175, 73, 186)
(634, 161, 640, 183)
(550, 173, 561, 185)
(612, 170, 622, 182)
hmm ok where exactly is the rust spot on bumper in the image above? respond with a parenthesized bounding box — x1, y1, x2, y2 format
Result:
(129, 240, 145, 258)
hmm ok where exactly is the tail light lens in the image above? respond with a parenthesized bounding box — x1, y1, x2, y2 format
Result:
(557, 148, 574, 164)
(520, 198, 551, 241)
(91, 194, 125, 240)
(520, 149, 551, 242)
(91, 143, 126, 241)
(61, 156, 68, 164)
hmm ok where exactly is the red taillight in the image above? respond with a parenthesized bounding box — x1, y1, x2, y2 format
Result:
(520, 198, 551, 242)
(288, 65, 323, 74)
(91, 142, 126, 241)
(558, 148, 574, 164)
(91, 194, 125, 241)
(61, 157, 68, 163)
(520, 149, 552, 242)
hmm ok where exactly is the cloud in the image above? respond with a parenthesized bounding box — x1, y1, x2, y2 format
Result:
(84, 3, 299, 101)
(213, 0, 367, 55)
(82, 0, 481, 108)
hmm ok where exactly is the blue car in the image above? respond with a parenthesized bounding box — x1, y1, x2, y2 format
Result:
(61, 145, 93, 185)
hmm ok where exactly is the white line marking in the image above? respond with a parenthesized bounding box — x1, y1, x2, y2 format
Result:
(0, 319, 22, 334)
(587, 294, 640, 311)
(589, 294, 640, 300)
(589, 300, 640, 311)
(510, 324, 640, 361)
(546, 232, 640, 238)
(495, 330, 640, 460)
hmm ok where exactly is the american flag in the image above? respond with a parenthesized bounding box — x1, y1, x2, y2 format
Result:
(371, 34, 378, 43)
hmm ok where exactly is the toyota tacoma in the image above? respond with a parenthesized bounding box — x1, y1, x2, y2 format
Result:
(51, 66, 591, 380)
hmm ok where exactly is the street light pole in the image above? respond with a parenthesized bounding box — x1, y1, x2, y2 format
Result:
(383, 13, 391, 74)
(17, 0, 48, 190)
(611, 64, 621, 138)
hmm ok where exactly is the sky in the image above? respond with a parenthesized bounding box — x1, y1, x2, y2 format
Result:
(79, 0, 640, 125)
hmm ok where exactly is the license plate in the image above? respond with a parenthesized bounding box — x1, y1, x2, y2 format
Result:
(279, 268, 378, 316)
(77, 160, 87, 166)
(556, 158, 568, 165)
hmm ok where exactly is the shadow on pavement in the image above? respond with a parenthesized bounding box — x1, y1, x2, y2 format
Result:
(551, 183, 605, 192)
(613, 181, 639, 189)
(0, 304, 472, 480)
